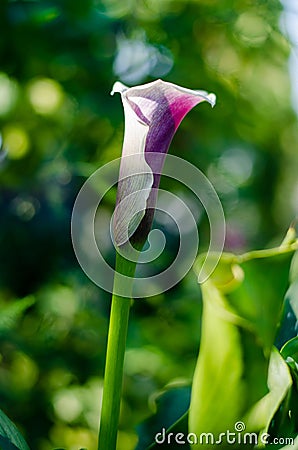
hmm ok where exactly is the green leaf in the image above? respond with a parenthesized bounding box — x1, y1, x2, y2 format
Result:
(276, 284, 298, 350)
(281, 337, 298, 389)
(267, 328, 298, 443)
(243, 349, 292, 433)
(290, 251, 298, 284)
(135, 385, 191, 450)
(189, 242, 296, 449)
(145, 412, 189, 450)
(0, 296, 35, 333)
(0, 409, 30, 450)
(0, 437, 19, 450)
(281, 336, 298, 364)
(278, 436, 298, 449)
(188, 279, 249, 442)
(227, 252, 294, 353)
(267, 385, 298, 446)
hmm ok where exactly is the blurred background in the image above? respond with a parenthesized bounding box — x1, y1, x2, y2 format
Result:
(0, 0, 298, 449)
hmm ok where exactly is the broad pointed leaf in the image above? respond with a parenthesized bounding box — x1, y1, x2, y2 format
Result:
(0, 409, 30, 450)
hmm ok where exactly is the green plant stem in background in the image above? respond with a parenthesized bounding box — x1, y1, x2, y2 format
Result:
(238, 237, 298, 263)
(98, 251, 137, 450)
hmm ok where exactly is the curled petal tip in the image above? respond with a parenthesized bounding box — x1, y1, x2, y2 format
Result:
(111, 81, 128, 96)
(208, 93, 216, 108)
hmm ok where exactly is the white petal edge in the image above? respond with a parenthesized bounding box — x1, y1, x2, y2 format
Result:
(163, 80, 217, 108)
(111, 81, 128, 95)
(113, 90, 154, 246)
(111, 79, 216, 108)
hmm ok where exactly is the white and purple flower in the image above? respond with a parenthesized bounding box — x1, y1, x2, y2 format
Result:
(111, 79, 216, 247)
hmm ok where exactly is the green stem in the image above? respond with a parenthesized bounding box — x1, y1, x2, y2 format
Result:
(237, 239, 298, 264)
(98, 251, 137, 450)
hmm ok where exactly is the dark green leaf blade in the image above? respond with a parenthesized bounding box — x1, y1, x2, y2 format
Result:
(0, 409, 30, 450)
(135, 386, 190, 450)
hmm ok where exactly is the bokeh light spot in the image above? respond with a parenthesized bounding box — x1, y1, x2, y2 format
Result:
(234, 12, 271, 46)
(53, 389, 83, 423)
(3, 125, 30, 159)
(113, 34, 173, 84)
(11, 195, 40, 221)
(218, 147, 254, 186)
(27, 78, 64, 115)
(0, 73, 18, 115)
(11, 352, 39, 390)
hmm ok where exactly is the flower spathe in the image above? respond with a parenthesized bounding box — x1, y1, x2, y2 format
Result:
(111, 79, 216, 247)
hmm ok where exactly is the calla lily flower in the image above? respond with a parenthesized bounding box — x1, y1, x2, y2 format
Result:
(111, 79, 216, 248)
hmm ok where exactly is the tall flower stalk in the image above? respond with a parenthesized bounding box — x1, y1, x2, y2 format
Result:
(97, 79, 216, 450)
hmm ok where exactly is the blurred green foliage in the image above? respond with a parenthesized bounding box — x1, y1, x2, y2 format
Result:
(189, 244, 296, 448)
(0, 0, 298, 449)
